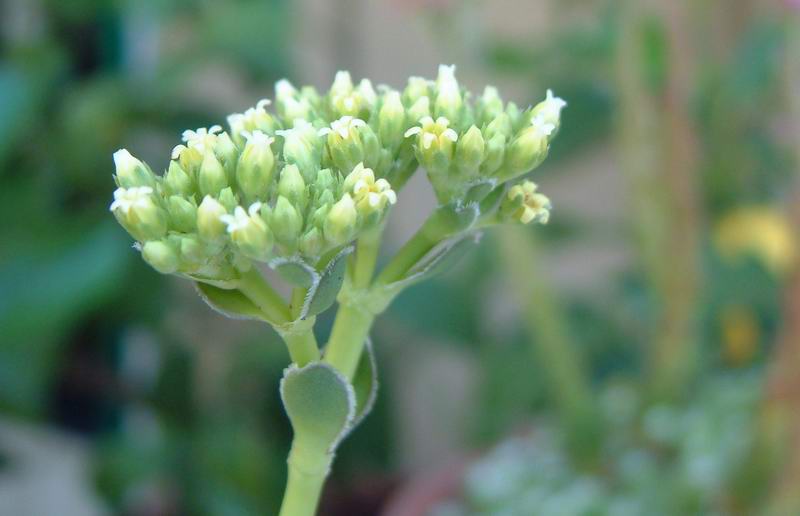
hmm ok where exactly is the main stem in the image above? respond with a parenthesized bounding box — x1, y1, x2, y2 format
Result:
(323, 227, 382, 380)
(278, 442, 332, 516)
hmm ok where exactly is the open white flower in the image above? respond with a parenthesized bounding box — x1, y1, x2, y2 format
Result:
(404, 116, 458, 149)
(109, 186, 154, 214)
(530, 114, 556, 139)
(508, 181, 551, 224)
(531, 89, 567, 129)
(220, 202, 263, 234)
(318, 116, 367, 139)
(344, 163, 397, 212)
(182, 125, 223, 153)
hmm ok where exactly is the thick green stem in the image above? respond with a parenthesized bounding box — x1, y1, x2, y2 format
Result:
(323, 304, 375, 380)
(283, 328, 320, 367)
(237, 267, 291, 324)
(376, 210, 450, 285)
(278, 441, 332, 516)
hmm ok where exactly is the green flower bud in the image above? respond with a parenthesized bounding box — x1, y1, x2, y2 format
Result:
(164, 160, 193, 197)
(502, 115, 554, 178)
(530, 89, 567, 133)
(167, 195, 197, 232)
(484, 112, 513, 140)
(455, 125, 485, 177)
(198, 150, 228, 197)
(142, 239, 180, 274)
(357, 79, 377, 109)
(324, 193, 357, 246)
(434, 65, 462, 123)
(218, 187, 238, 212)
(319, 116, 368, 174)
(500, 181, 551, 224)
(197, 195, 228, 241)
(378, 91, 406, 151)
(214, 132, 238, 173)
(330, 70, 354, 99)
(271, 196, 304, 246)
(313, 168, 336, 195)
(477, 86, 504, 125)
(275, 79, 313, 121)
(113, 149, 156, 188)
(110, 186, 168, 241)
(278, 164, 308, 211)
(407, 96, 431, 125)
(298, 227, 324, 257)
(173, 145, 203, 177)
(276, 120, 321, 183)
(480, 134, 506, 176)
(236, 130, 276, 202)
(220, 203, 274, 261)
(177, 234, 207, 266)
(403, 76, 430, 105)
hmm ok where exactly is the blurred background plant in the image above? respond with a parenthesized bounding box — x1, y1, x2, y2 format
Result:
(1, 0, 798, 515)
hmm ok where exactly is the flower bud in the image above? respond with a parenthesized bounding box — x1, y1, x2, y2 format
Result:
(434, 65, 462, 124)
(113, 149, 155, 188)
(214, 132, 238, 173)
(502, 115, 553, 178)
(277, 120, 321, 182)
(330, 70, 354, 99)
(218, 187, 237, 212)
(110, 186, 168, 242)
(278, 164, 307, 211)
(220, 203, 274, 261)
(324, 193, 357, 246)
(407, 96, 431, 125)
(298, 227, 324, 257)
(319, 116, 368, 174)
(177, 234, 207, 266)
(378, 91, 406, 151)
(477, 86, 504, 125)
(480, 134, 506, 176)
(164, 160, 193, 197)
(236, 130, 276, 202)
(228, 99, 277, 146)
(501, 181, 551, 224)
(275, 79, 313, 121)
(403, 76, 430, 105)
(455, 125, 485, 177)
(271, 196, 304, 246)
(167, 195, 197, 232)
(198, 150, 228, 197)
(141, 239, 180, 274)
(484, 112, 513, 140)
(173, 144, 203, 177)
(357, 79, 377, 109)
(197, 195, 228, 241)
(530, 89, 567, 133)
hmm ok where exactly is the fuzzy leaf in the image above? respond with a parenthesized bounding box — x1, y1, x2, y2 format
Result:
(271, 258, 318, 289)
(348, 339, 378, 433)
(301, 246, 353, 318)
(280, 362, 355, 453)
(195, 282, 266, 321)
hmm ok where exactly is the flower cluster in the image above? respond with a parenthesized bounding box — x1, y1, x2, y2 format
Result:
(110, 66, 564, 280)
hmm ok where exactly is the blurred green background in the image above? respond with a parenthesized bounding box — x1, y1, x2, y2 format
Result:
(1, 0, 799, 515)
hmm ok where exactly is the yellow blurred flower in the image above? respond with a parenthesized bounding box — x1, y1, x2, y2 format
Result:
(720, 304, 760, 366)
(714, 207, 797, 275)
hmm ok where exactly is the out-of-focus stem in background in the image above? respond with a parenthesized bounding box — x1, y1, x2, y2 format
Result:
(498, 228, 600, 461)
(615, 0, 703, 402)
(760, 9, 800, 514)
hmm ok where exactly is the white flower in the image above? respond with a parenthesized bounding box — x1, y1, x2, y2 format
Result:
(275, 79, 298, 100)
(113, 149, 142, 174)
(241, 129, 275, 148)
(530, 114, 556, 139)
(404, 116, 458, 149)
(109, 186, 154, 214)
(318, 116, 367, 139)
(171, 145, 188, 160)
(541, 89, 567, 119)
(345, 163, 397, 210)
(181, 125, 223, 153)
(219, 203, 262, 234)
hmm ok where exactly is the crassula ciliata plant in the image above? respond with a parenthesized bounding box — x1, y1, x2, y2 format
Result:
(109, 65, 564, 516)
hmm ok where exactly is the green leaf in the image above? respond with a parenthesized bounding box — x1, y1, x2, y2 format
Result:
(396, 232, 481, 291)
(280, 362, 355, 453)
(301, 246, 353, 318)
(348, 339, 378, 433)
(270, 257, 318, 289)
(195, 282, 266, 321)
